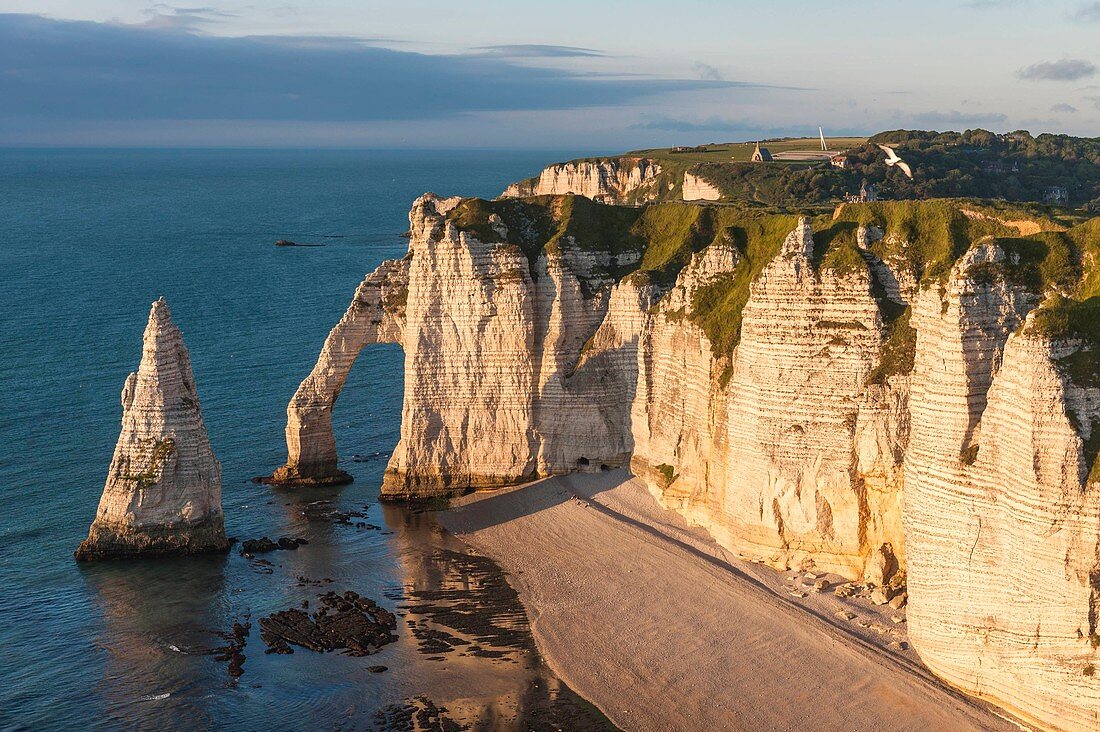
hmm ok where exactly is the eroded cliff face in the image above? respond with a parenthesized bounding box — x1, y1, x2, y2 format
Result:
(281, 195, 1100, 730)
(633, 219, 907, 579)
(501, 158, 663, 204)
(904, 257, 1100, 730)
(681, 172, 721, 201)
(77, 298, 228, 560)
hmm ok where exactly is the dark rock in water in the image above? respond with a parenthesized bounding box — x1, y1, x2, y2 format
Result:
(373, 696, 465, 732)
(207, 616, 251, 679)
(259, 590, 398, 657)
(367, 665, 388, 673)
(240, 536, 307, 555)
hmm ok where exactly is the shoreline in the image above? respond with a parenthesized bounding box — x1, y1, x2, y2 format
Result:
(438, 470, 1034, 732)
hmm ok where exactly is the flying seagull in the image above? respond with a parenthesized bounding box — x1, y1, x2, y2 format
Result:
(877, 144, 913, 179)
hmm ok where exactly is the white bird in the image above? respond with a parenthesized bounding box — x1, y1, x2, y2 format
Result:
(877, 144, 913, 179)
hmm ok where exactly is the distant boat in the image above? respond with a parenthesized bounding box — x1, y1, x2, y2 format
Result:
(275, 239, 324, 247)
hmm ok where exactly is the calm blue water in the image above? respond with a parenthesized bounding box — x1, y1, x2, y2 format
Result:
(0, 149, 609, 731)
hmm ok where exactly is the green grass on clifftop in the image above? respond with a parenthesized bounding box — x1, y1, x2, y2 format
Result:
(445, 194, 1100, 384)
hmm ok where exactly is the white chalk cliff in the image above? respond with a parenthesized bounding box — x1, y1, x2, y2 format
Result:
(501, 158, 663, 204)
(681, 171, 721, 201)
(77, 298, 228, 560)
(280, 195, 1100, 730)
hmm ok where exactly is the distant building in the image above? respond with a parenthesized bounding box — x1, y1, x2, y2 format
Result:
(845, 180, 878, 203)
(831, 155, 849, 169)
(1043, 186, 1069, 205)
(750, 141, 772, 162)
(981, 160, 1020, 175)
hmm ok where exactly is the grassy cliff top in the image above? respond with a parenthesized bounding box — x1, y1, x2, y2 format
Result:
(509, 129, 1100, 209)
(444, 195, 1100, 370)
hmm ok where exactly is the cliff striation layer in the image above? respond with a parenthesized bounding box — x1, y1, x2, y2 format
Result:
(681, 172, 721, 201)
(282, 195, 1100, 730)
(501, 158, 663, 204)
(77, 299, 228, 560)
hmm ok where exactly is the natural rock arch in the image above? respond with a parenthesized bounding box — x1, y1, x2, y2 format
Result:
(267, 258, 409, 487)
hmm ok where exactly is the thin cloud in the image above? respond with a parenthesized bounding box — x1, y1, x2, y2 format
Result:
(136, 4, 236, 31)
(0, 13, 744, 130)
(473, 44, 604, 58)
(1070, 2, 1100, 21)
(964, 0, 1026, 8)
(693, 62, 724, 81)
(629, 117, 807, 136)
(909, 109, 1008, 126)
(1050, 103, 1078, 113)
(1016, 58, 1097, 81)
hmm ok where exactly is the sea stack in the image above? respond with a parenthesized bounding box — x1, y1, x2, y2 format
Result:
(75, 298, 229, 561)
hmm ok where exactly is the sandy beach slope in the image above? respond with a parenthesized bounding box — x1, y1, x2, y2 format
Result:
(439, 470, 1031, 732)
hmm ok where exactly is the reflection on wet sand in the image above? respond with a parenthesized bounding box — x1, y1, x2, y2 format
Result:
(80, 556, 229, 732)
(381, 504, 614, 731)
(77, 491, 610, 731)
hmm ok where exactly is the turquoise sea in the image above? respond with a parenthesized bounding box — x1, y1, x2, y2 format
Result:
(0, 149, 612, 731)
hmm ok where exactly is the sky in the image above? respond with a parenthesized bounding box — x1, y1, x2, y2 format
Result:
(2, 0, 1099, 148)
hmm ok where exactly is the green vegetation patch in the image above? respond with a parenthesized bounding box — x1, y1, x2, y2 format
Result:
(655, 463, 678, 488)
(122, 437, 176, 491)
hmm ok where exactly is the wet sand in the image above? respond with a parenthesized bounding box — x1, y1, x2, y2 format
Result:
(439, 470, 1033, 732)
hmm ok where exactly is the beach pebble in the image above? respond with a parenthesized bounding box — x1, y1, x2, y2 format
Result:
(812, 578, 830, 592)
(891, 615, 906, 624)
(789, 591, 808, 598)
(835, 610, 857, 621)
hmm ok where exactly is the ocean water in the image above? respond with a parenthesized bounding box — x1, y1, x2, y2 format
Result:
(0, 149, 612, 731)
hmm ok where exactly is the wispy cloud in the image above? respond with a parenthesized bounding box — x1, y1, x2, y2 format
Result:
(692, 62, 724, 81)
(136, 4, 236, 31)
(1016, 58, 1097, 81)
(472, 44, 604, 58)
(1069, 2, 1100, 22)
(1050, 102, 1078, 113)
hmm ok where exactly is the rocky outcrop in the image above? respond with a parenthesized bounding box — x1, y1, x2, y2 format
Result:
(681, 172, 721, 201)
(501, 158, 663, 204)
(279, 194, 656, 499)
(282, 195, 1100, 729)
(76, 299, 228, 560)
(383, 195, 655, 498)
(269, 256, 410, 486)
